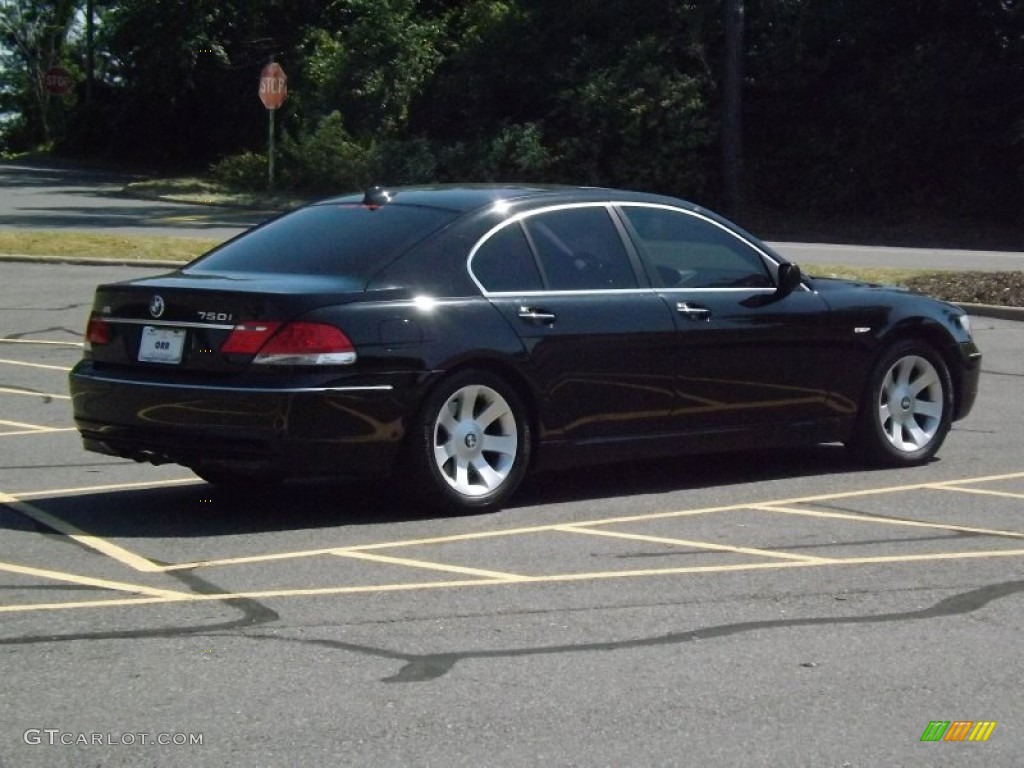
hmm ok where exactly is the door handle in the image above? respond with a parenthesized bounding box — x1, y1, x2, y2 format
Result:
(676, 302, 712, 321)
(518, 306, 556, 325)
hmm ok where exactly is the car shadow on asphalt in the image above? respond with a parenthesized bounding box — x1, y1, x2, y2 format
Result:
(0, 444, 904, 540)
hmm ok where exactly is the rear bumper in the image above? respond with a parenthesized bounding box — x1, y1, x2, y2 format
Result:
(69, 364, 419, 476)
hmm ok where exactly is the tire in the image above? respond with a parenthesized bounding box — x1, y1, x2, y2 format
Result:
(848, 339, 953, 466)
(406, 370, 532, 513)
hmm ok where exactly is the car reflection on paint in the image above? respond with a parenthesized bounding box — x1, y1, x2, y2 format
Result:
(69, 185, 981, 512)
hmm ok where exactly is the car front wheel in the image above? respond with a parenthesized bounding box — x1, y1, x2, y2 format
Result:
(849, 340, 953, 466)
(407, 370, 532, 513)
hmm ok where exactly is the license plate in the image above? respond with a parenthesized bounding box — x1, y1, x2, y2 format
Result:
(138, 326, 185, 364)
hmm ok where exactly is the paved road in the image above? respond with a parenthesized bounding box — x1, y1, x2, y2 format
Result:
(1, 161, 1022, 272)
(1, 261, 1022, 766)
(0, 161, 265, 241)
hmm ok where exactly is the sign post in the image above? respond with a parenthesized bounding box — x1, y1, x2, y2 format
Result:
(259, 62, 288, 189)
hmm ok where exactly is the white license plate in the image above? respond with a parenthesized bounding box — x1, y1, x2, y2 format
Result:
(138, 326, 186, 364)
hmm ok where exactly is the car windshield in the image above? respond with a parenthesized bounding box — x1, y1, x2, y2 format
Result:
(187, 203, 459, 278)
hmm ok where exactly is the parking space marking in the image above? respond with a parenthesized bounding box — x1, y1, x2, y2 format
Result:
(2, 470, 1024, 614)
(0, 427, 76, 436)
(146, 471, 1024, 573)
(0, 562, 191, 599)
(0, 358, 72, 372)
(161, 547, 346, 572)
(0, 339, 82, 347)
(0, 386, 71, 400)
(751, 504, 1024, 540)
(334, 550, 528, 580)
(931, 485, 1024, 501)
(13, 477, 201, 500)
(0, 492, 161, 573)
(553, 524, 835, 563)
(0, 418, 76, 436)
(6, 547, 1024, 615)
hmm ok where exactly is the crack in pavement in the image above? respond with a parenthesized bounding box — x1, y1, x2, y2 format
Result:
(3, 327, 83, 340)
(234, 579, 1024, 684)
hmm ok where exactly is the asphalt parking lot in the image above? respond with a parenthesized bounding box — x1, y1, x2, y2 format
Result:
(2, 261, 1023, 767)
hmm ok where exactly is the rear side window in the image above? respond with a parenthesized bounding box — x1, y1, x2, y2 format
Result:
(189, 204, 458, 277)
(621, 206, 772, 289)
(523, 207, 638, 291)
(471, 223, 544, 292)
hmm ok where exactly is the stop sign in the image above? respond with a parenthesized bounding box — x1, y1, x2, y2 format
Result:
(259, 63, 287, 110)
(44, 66, 73, 96)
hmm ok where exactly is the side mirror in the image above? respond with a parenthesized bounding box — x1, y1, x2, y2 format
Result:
(776, 262, 802, 296)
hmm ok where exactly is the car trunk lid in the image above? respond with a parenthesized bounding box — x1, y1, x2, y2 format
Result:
(85, 271, 366, 373)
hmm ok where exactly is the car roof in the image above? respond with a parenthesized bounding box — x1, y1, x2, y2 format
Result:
(317, 184, 699, 214)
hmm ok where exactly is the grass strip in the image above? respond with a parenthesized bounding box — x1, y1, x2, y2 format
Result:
(0, 230, 222, 262)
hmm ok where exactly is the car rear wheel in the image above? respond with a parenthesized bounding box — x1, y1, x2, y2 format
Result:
(407, 370, 531, 513)
(848, 340, 953, 466)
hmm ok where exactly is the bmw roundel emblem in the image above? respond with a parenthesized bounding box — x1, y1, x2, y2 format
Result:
(149, 294, 165, 318)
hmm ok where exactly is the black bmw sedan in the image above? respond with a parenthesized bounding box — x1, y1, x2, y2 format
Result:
(69, 185, 981, 512)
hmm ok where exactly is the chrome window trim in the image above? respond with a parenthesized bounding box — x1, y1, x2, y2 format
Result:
(467, 201, 790, 297)
(614, 202, 782, 268)
(483, 287, 779, 298)
(468, 202, 620, 295)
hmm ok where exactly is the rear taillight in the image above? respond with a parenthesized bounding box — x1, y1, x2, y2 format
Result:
(221, 321, 356, 365)
(220, 322, 282, 355)
(84, 316, 110, 350)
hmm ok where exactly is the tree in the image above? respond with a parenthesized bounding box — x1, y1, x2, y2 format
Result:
(0, 0, 80, 145)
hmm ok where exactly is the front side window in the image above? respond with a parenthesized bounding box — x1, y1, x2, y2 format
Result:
(522, 207, 638, 291)
(620, 206, 772, 289)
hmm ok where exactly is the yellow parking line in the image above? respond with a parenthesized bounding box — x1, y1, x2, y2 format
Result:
(0, 419, 76, 437)
(752, 504, 1024, 540)
(829, 549, 1024, 566)
(162, 548, 340, 572)
(13, 477, 201, 499)
(0, 419, 59, 430)
(0, 386, 71, 400)
(10, 546, 1024, 614)
(0, 339, 82, 347)
(0, 561, 191, 599)
(555, 524, 835, 563)
(0, 492, 161, 572)
(0, 428, 77, 436)
(0, 596, 180, 613)
(932, 486, 1024, 501)
(164, 471, 1024, 571)
(333, 549, 528, 580)
(0, 358, 71, 371)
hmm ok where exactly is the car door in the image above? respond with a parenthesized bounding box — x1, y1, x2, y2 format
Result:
(615, 203, 842, 434)
(470, 204, 679, 445)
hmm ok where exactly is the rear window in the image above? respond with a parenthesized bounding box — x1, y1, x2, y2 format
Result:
(188, 203, 458, 277)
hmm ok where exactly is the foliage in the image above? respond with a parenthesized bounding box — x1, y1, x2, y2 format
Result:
(0, 0, 1019, 222)
(0, 0, 80, 146)
(209, 151, 266, 192)
(279, 111, 369, 194)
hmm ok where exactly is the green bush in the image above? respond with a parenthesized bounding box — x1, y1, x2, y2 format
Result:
(280, 111, 370, 194)
(365, 137, 438, 185)
(210, 152, 267, 191)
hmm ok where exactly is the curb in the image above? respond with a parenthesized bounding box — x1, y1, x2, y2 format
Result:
(957, 303, 1024, 321)
(0, 253, 184, 269)
(3, 253, 1023, 321)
